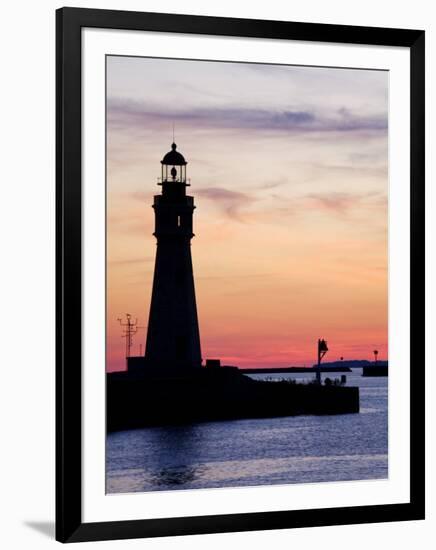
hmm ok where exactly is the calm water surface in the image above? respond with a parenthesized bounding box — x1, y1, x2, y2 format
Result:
(106, 370, 387, 493)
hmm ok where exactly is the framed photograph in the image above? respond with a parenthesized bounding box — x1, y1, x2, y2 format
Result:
(56, 7, 425, 543)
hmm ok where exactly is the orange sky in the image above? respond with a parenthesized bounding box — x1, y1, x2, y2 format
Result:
(106, 56, 388, 371)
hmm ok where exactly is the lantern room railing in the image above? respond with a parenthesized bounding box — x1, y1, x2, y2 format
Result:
(157, 177, 191, 186)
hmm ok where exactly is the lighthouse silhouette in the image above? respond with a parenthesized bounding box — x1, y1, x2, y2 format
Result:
(144, 142, 202, 373)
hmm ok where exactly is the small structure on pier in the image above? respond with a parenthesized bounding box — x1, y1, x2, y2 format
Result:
(316, 338, 329, 384)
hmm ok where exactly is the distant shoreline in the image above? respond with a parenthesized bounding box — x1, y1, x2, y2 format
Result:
(239, 360, 387, 374)
(239, 366, 352, 374)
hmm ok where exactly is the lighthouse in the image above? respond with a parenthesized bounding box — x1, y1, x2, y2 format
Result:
(144, 142, 202, 374)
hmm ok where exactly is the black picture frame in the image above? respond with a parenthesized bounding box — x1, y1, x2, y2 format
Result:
(56, 7, 425, 543)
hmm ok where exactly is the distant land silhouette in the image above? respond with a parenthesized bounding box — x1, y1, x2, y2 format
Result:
(240, 360, 388, 374)
(314, 360, 388, 369)
(240, 366, 351, 374)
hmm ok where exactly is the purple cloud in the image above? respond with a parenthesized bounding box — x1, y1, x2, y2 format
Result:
(195, 187, 257, 220)
(107, 98, 387, 135)
(303, 191, 387, 214)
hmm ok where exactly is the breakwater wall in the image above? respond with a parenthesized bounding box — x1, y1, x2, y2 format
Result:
(107, 368, 359, 432)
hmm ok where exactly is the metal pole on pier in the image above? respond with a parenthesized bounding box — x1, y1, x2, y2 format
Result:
(317, 338, 329, 384)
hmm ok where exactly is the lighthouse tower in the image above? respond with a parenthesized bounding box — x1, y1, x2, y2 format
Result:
(144, 143, 202, 374)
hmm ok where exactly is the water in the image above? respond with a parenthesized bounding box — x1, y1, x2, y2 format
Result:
(106, 370, 387, 493)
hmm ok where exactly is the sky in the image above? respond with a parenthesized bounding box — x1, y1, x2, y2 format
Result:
(106, 55, 388, 372)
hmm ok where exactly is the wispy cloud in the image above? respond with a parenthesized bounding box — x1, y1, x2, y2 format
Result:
(109, 257, 153, 265)
(107, 98, 387, 135)
(195, 187, 257, 220)
(255, 179, 288, 190)
(303, 191, 386, 214)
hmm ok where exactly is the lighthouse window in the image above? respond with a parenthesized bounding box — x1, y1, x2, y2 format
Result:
(177, 215, 181, 227)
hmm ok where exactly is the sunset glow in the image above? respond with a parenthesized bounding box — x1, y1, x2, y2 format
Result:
(106, 56, 388, 371)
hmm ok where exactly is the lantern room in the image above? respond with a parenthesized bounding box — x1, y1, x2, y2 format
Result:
(160, 142, 188, 184)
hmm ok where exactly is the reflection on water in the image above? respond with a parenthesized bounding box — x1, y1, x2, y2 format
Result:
(106, 371, 388, 494)
(146, 425, 205, 487)
(152, 465, 205, 487)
